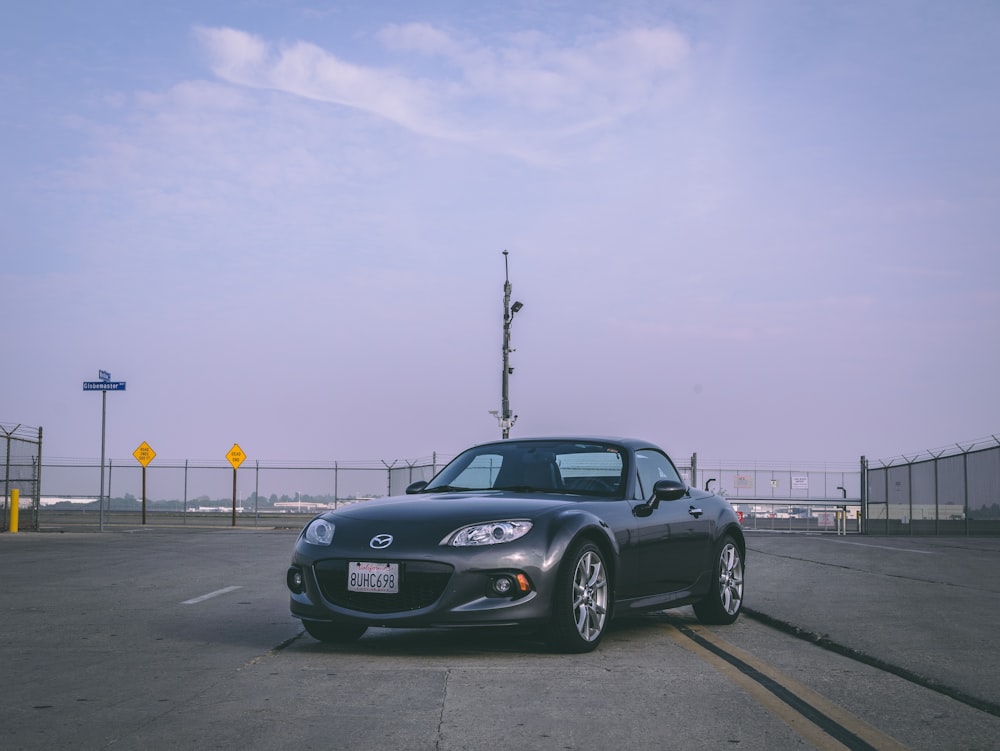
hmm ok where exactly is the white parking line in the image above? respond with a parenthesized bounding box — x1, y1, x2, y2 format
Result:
(181, 586, 242, 605)
(819, 538, 934, 555)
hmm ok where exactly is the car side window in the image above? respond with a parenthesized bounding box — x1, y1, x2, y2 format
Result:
(635, 450, 683, 501)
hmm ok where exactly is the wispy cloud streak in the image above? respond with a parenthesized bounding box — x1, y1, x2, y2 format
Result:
(195, 24, 689, 160)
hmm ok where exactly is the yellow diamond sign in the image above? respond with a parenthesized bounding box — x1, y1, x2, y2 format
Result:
(133, 441, 156, 467)
(226, 443, 246, 469)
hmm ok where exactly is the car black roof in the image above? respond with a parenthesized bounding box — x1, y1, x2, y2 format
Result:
(465, 436, 668, 453)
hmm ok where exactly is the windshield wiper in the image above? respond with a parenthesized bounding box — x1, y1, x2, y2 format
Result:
(424, 485, 471, 493)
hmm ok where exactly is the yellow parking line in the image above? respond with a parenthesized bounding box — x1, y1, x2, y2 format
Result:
(665, 622, 909, 751)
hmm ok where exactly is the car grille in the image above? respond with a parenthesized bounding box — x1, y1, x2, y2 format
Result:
(313, 559, 454, 614)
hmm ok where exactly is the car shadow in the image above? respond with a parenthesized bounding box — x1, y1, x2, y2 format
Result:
(288, 607, 702, 657)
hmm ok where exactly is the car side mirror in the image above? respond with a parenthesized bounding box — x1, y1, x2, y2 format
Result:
(652, 479, 688, 502)
(634, 479, 689, 517)
(406, 481, 428, 494)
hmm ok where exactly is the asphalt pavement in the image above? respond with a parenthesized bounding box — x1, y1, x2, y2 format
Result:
(2, 526, 998, 750)
(742, 532, 1000, 714)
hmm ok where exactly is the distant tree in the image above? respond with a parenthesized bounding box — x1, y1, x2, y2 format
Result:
(972, 503, 1000, 519)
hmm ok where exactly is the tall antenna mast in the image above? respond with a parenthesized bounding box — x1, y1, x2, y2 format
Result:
(490, 250, 524, 438)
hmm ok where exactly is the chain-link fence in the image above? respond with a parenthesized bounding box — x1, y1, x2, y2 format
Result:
(689, 454, 863, 534)
(865, 437, 1000, 535)
(2, 423, 43, 532)
(30, 454, 451, 531)
(10, 433, 999, 535)
(28, 450, 867, 533)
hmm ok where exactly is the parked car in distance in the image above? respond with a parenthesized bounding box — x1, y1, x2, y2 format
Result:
(288, 437, 745, 652)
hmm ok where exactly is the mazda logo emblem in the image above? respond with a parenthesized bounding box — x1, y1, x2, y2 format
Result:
(370, 534, 393, 549)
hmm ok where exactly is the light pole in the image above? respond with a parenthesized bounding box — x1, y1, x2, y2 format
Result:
(490, 250, 523, 439)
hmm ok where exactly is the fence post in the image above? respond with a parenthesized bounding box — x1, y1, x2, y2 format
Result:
(34, 426, 43, 532)
(382, 460, 397, 497)
(859, 456, 866, 535)
(3, 431, 10, 532)
(963, 451, 969, 536)
(933, 455, 939, 535)
(907, 461, 913, 536)
(883, 464, 889, 535)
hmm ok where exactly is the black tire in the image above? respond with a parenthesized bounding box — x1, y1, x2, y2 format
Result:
(302, 620, 368, 643)
(545, 540, 611, 653)
(693, 535, 744, 625)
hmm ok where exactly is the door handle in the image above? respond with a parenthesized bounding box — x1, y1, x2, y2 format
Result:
(688, 506, 703, 518)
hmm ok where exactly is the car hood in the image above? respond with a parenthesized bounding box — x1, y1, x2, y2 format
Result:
(327, 491, 572, 525)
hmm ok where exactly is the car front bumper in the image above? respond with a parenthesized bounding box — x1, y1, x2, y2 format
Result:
(288, 546, 556, 629)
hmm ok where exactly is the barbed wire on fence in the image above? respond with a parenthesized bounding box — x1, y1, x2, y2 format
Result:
(1, 423, 42, 442)
(872, 434, 1000, 467)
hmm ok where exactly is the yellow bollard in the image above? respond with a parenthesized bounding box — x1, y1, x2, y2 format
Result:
(10, 488, 19, 533)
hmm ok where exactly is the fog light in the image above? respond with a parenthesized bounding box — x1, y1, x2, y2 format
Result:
(491, 575, 514, 595)
(287, 567, 305, 594)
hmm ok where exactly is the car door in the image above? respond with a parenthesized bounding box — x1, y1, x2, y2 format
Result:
(634, 450, 713, 594)
(593, 498, 644, 600)
(556, 445, 644, 600)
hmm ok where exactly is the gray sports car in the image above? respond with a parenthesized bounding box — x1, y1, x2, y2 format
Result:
(287, 437, 745, 652)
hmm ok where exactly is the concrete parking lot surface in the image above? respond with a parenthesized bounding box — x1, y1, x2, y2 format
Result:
(744, 533, 1000, 712)
(1, 527, 998, 750)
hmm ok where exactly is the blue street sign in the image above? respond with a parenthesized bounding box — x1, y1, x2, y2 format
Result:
(99, 370, 111, 381)
(83, 381, 126, 391)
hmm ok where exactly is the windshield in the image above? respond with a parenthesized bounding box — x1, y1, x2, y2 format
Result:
(424, 440, 626, 498)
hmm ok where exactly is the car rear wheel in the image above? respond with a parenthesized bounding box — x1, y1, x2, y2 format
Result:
(302, 620, 368, 643)
(693, 535, 744, 625)
(545, 540, 610, 653)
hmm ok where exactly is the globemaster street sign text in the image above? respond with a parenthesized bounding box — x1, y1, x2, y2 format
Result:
(83, 381, 126, 391)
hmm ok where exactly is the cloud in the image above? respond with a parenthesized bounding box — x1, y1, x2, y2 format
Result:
(379, 22, 689, 112)
(196, 26, 439, 132)
(376, 21, 468, 58)
(194, 23, 690, 160)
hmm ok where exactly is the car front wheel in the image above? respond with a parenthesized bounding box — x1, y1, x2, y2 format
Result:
(546, 540, 610, 653)
(302, 620, 368, 643)
(693, 535, 744, 625)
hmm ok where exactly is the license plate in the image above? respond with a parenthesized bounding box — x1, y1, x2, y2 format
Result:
(347, 561, 399, 593)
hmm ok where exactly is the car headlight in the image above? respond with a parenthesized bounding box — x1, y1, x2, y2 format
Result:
(444, 520, 532, 546)
(304, 518, 335, 545)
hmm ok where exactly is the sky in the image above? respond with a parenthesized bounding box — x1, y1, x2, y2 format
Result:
(2, 0, 998, 468)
